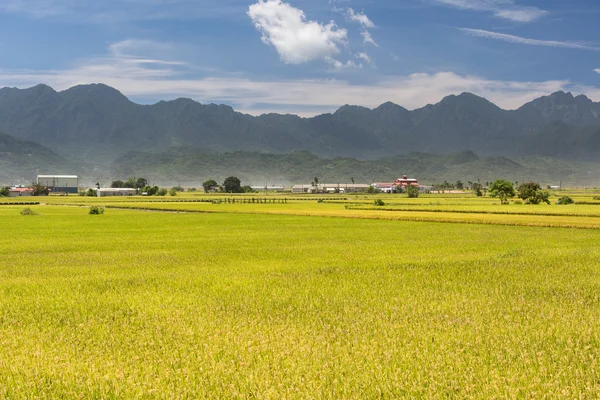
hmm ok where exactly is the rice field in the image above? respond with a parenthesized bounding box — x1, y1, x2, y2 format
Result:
(2, 191, 600, 397)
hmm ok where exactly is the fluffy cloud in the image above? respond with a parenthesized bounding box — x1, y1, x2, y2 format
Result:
(595, 69, 600, 74)
(247, 0, 347, 64)
(434, 0, 547, 22)
(346, 8, 377, 47)
(460, 28, 600, 51)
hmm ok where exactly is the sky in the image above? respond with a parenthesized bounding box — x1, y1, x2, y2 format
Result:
(0, 0, 598, 116)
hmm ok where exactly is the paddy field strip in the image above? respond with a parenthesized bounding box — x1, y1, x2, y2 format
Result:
(2, 192, 600, 397)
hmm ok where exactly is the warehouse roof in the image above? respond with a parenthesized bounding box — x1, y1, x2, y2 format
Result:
(37, 175, 78, 179)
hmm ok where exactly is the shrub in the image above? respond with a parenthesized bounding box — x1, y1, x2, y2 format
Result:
(373, 199, 385, 206)
(556, 196, 575, 205)
(169, 188, 178, 196)
(86, 188, 96, 197)
(406, 185, 419, 198)
(20, 207, 38, 216)
(89, 206, 104, 215)
(157, 188, 168, 196)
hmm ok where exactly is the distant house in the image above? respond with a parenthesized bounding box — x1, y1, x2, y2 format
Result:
(394, 175, 419, 188)
(373, 183, 396, 193)
(96, 188, 137, 197)
(9, 187, 34, 197)
(291, 183, 370, 193)
(250, 185, 285, 192)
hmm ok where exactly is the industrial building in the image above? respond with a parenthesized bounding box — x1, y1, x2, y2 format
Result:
(8, 187, 34, 197)
(291, 183, 370, 193)
(36, 175, 78, 194)
(96, 188, 137, 197)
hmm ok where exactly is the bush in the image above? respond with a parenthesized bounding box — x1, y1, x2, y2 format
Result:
(0, 186, 9, 197)
(373, 199, 385, 206)
(86, 188, 96, 197)
(157, 188, 168, 196)
(20, 207, 38, 216)
(169, 188, 178, 196)
(556, 196, 575, 205)
(89, 206, 104, 215)
(406, 185, 419, 198)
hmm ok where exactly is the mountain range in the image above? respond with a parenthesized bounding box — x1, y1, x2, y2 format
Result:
(0, 84, 599, 163)
(0, 83, 599, 185)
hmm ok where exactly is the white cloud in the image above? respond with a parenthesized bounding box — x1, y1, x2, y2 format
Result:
(346, 8, 374, 29)
(460, 28, 600, 51)
(595, 69, 600, 74)
(355, 52, 372, 65)
(346, 8, 377, 47)
(247, 0, 347, 64)
(434, 0, 547, 22)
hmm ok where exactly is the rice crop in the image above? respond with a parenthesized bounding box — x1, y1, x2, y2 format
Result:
(2, 205, 600, 397)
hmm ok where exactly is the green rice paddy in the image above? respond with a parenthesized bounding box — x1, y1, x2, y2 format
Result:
(2, 191, 600, 398)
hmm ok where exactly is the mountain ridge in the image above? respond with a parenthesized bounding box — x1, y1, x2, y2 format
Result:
(0, 84, 599, 164)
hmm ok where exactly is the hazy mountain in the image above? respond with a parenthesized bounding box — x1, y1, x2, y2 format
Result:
(109, 148, 600, 188)
(0, 84, 599, 164)
(0, 130, 76, 180)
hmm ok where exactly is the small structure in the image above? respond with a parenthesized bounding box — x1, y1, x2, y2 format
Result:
(96, 188, 137, 197)
(9, 187, 34, 197)
(292, 183, 370, 193)
(373, 183, 396, 193)
(394, 175, 419, 189)
(250, 185, 285, 192)
(37, 175, 78, 194)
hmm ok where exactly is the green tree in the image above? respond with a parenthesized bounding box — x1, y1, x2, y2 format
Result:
(0, 186, 9, 197)
(169, 188, 178, 196)
(223, 176, 242, 193)
(111, 180, 124, 188)
(406, 185, 419, 198)
(31, 182, 50, 196)
(455, 180, 464, 190)
(517, 182, 550, 204)
(488, 180, 515, 205)
(202, 179, 218, 193)
(85, 188, 96, 197)
(556, 196, 574, 205)
(157, 188, 168, 196)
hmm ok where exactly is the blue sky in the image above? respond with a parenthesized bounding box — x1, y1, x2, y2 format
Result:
(0, 0, 598, 115)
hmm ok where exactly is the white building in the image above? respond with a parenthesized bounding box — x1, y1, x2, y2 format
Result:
(37, 175, 78, 194)
(96, 188, 137, 197)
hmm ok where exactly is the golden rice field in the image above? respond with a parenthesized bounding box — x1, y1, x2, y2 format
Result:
(2, 191, 600, 398)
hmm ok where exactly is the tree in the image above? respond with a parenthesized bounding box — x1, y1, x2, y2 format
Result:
(0, 186, 9, 197)
(223, 176, 242, 193)
(406, 185, 419, 198)
(31, 182, 49, 196)
(136, 178, 148, 189)
(202, 179, 218, 193)
(157, 188, 168, 196)
(556, 196, 574, 205)
(472, 182, 483, 197)
(241, 185, 254, 193)
(142, 185, 159, 196)
(456, 180, 464, 190)
(86, 188, 96, 197)
(366, 185, 380, 194)
(111, 180, 124, 188)
(169, 188, 178, 196)
(488, 179, 515, 205)
(517, 182, 550, 205)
